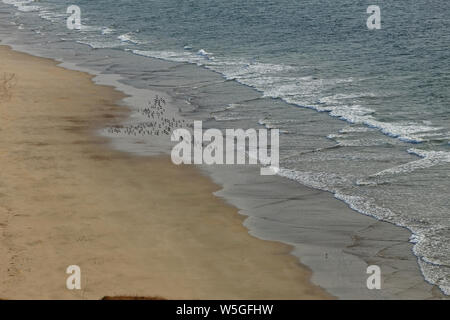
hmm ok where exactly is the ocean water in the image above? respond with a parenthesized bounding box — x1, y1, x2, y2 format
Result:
(1, 0, 449, 295)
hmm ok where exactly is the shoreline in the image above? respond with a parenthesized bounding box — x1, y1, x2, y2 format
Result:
(203, 164, 445, 299)
(0, 0, 449, 299)
(0, 45, 332, 299)
(0, 31, 445, 298)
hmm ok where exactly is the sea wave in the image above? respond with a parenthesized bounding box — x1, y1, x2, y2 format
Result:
(130, 48, 447, 145)
(118, 32, 144, 45)
(368, 148, 450, 178)
(2, 0, 39, 12)
(278, 166, 450, 295)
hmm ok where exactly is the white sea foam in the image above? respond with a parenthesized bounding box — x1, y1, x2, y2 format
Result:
(197, 49, 213, 60)
(132, 49, 207, 65)
(76, 39, 123, 49)
(310, 103, 441, 143)
(367, 148, 450, 178)
(338, 126, 372, 133)
(279, 165, 450, 295)
(101, 27, 114, 35)
(418, 260, 450, 295)
(2, 0, 39, 12)
(277, 168, 352, 193)
(38, 10, 64, 22)
(118, 32, 144, 44)
(78, 25, 103, 32)
(129, 47, 449, 144)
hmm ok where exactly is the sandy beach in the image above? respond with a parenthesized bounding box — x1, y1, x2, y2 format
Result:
(0, 45, 332, 299)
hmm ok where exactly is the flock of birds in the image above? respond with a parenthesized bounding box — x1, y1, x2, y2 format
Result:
(106, 95, 192, 137)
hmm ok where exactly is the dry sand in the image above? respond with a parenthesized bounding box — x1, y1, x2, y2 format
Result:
(0, 45, 332, 299)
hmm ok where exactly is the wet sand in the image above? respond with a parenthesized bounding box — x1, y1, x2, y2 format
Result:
(0, 45, 331, 299)
(203, 164, 444, 299)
